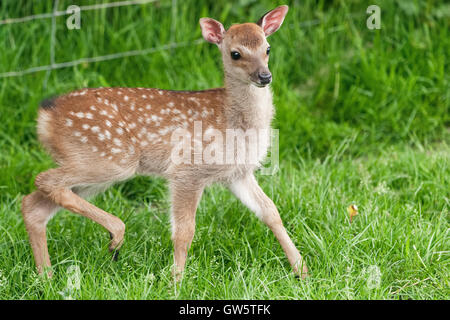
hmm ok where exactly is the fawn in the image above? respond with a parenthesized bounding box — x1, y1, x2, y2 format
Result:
(21, 5, 308, 280)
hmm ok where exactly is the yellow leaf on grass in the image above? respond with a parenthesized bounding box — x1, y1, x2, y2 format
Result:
(348, 204, 359, 223)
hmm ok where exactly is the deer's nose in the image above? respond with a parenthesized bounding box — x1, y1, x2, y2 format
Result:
(258, 72, 272, 84)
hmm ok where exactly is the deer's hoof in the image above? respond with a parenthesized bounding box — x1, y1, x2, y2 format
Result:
(111, 250, 120, 261)
(108, 232, 121, 261)
(294, 262, 309, 280)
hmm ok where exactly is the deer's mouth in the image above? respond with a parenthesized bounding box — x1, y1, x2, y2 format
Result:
(252, 81, 271, 88)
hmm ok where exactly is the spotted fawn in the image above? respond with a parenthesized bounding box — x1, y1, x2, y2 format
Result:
(21, 5, 308, 280)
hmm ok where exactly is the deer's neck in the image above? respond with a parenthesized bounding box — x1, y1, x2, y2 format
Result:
(223, 76, 274, 130)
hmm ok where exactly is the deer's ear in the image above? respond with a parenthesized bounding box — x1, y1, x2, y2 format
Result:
(199, 18, 225, 45)
(257, 5, 289, 37)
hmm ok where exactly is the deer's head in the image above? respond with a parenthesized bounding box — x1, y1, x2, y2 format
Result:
(200, 5, 289, 88)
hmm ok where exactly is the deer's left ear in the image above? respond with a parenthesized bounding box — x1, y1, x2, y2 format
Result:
(257, 5, 289, 37)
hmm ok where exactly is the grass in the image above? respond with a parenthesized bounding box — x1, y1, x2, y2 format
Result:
(0, 0, 448, 299)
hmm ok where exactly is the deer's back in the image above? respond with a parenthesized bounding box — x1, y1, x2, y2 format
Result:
(37, 87, 227, 176)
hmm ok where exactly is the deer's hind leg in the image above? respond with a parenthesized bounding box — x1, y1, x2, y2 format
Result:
(22, 190, 60, 275)
(23, 166, 133, 274)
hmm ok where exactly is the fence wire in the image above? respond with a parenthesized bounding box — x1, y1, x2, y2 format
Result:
(0, 0, 190, 79)
(0, 0, 340, 79)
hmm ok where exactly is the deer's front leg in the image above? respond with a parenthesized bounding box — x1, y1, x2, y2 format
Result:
(170, 180, 204, 281)
(229, 174, 308, 278)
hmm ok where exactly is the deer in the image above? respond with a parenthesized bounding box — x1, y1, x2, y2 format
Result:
(21, 5, 308, 281)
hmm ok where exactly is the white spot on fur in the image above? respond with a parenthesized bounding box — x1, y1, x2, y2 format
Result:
(124, 96, 129, 101)
(113, 138, 122, 146)
(188, 97, 200, 105)
(105, 120, 112, 127)
(75, 112, 84, 118)
(158, 128, 169, 135)
(116, 128, 123, 135)
(65, 119, 73, 127)
(147, 133, 158, 140)
(111, 148, 121, 154)
(82, 124, 90, 130)
(91, 126, 100, 133)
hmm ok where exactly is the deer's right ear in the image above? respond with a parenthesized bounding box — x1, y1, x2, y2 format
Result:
(199, 18, 225, 45)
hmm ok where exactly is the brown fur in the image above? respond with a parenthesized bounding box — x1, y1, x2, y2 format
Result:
(227, 23, 264, 49)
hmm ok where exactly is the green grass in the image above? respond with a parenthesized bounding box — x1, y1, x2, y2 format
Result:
(0, 0, 448, 299)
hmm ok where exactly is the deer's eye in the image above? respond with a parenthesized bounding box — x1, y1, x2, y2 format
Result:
(231, 51, 241, 60)
(266, 47, 271, 55)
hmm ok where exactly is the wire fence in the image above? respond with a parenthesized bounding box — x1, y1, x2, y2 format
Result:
(0, 0, 355, 80)
(0, 0, 192, 79)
